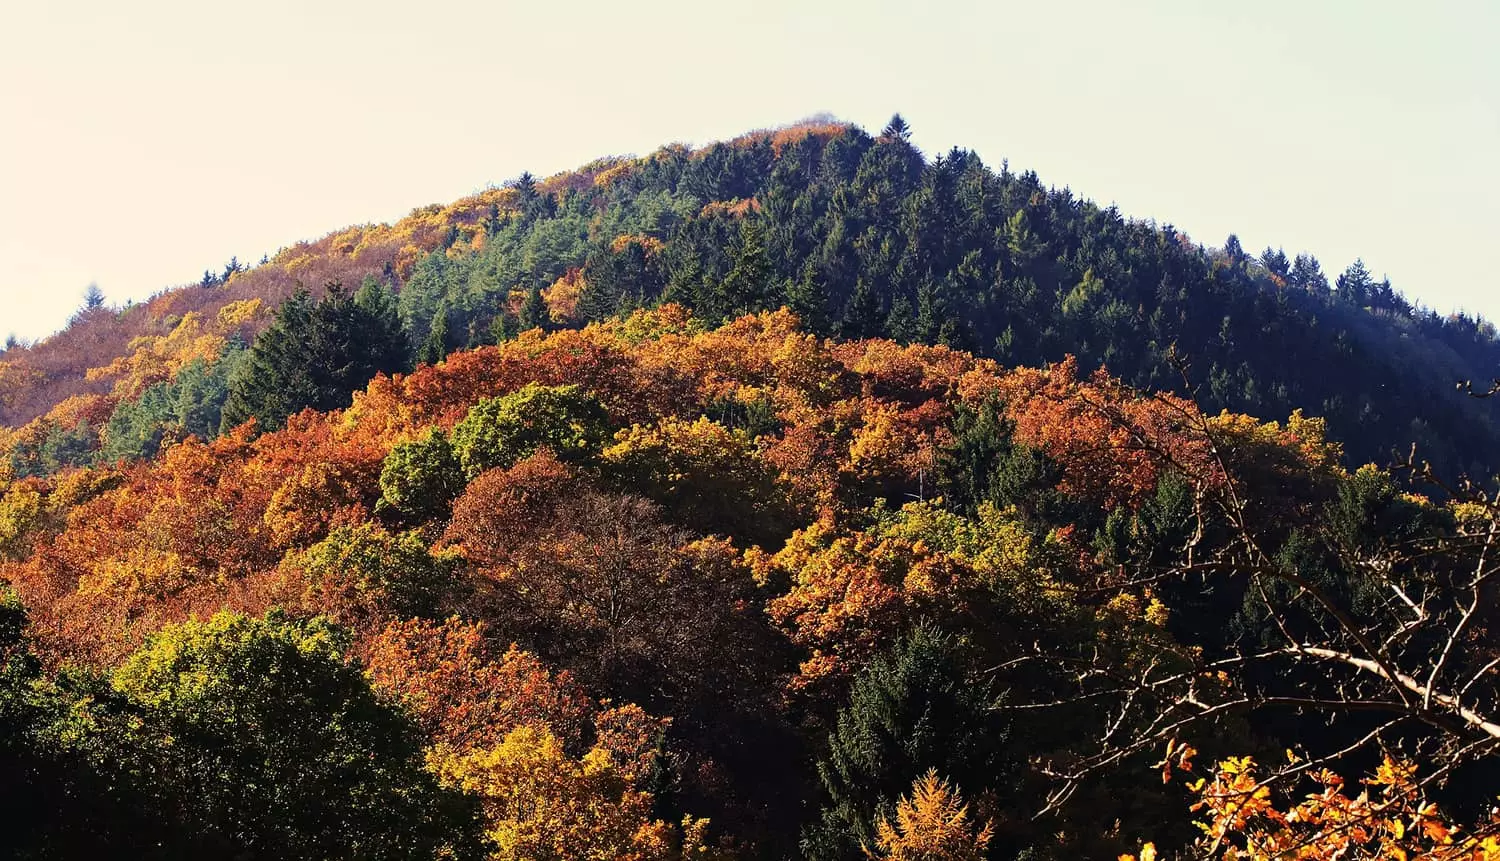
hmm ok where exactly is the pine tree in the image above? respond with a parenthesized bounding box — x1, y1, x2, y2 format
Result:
(418, 305, 451, 366)
(841, 278, 883, 340)
(786, 260, 831, 334)
(518, 286, 548, 332)
(721, 218, 775, 318)
(802, 626, 1008, 861)
(881, 113, 912, 143)
(1289, 253, 1328, 291)
(220, 282, 410, 434)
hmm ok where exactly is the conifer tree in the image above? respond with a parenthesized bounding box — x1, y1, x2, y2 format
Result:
(786, 259, 831, 334)
(513, 171, 543, 225)
(886, 293, 918, 344)
(1336, 258, 1374, 306)
(803, 626, 1008, 861)
(721, 218, 776, 318)
(1260, 247, 1290, 279)
(355, 276, 409, 368)
(220, 282, 410, 434)
(518, 285, 548, 332)
(418, 304, 451, 366)
(1222, 234, 1247, 266)
(882, 113, 912, 143)
(490, 311, 519, 343)
(513, 171, 538, 205)
(841, 278, 883, 340)
(1289, 253, 1328, 291)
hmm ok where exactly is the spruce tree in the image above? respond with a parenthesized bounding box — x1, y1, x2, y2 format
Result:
(482, 202, 503, 236)
(354, 277, 409, 368)
(1261, 247, 1290, 279)
(513, 171, 542, 224)
(802, 626, 1008, 861)
(490, 311, 519, 343)
(885, 293, 918, 344)
(220, 282, 410, 434)
(1336, 259, 1374, 306)
(518, 286, 548, 332)
(881, 113, 912, 143)
(840, 278, 883, 340)
(1222, 234, 1247, 266)
(1290, 253, 1328, 291)
(418, 304, 451, 366)
(721, 218, 775, 318)
(786, 260, 831, 334)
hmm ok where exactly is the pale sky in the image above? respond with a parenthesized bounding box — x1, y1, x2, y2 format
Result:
(2, 0, 1496, 342)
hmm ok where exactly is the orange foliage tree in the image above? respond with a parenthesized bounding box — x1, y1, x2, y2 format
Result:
(362, 616, 720, 860)
(987, 355, 1223, 509)
(1123, 744, 1500, 860)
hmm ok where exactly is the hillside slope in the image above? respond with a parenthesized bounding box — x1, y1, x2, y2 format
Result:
(3, 117, 1497, 481)
(2, 307, 1496, 858)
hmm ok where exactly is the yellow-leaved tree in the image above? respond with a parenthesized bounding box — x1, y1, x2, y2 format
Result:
(866, 770, 993, 861)
(429, 723, 716, 861)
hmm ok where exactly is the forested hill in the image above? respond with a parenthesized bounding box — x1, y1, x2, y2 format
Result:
(4, 115, 1498, 478)
(7, 116, 1500, 859)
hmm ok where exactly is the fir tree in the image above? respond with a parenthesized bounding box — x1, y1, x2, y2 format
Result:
(841, 278, 883, 340)
(220, 282, 410, 434)
(881, 113, 912, 143)
(721, 218, 775, 318)
(802, 626, 1008, 861)
(518, 286, 548, 332)
(418, 304, 451, 366)
(786, 260, 831, 334)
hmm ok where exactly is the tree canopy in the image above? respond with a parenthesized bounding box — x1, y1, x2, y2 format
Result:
(220, 280, 408, 434)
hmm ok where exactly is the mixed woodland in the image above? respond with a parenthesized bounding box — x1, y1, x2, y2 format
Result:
(3, 117, 1500, 859)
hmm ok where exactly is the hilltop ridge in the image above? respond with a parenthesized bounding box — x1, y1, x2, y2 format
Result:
(3, 115, 1496, 479)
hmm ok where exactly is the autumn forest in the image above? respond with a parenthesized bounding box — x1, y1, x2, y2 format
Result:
(3, 117, 1500, 859)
